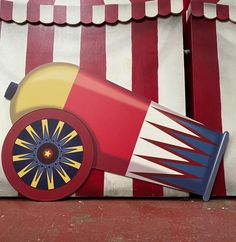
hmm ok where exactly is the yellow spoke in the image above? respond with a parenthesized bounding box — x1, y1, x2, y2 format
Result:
(13, 153, 32, 162)
(46, 170, 54, 190)
(61, 158, 81, 170)
(26, 125, 40, 142)
(17, 162, 35, 178)
(60, 130, 77, 145)
(15, 138, 33, 151)
(55, 166, 71, 184)
(42, 119, 49, 137)
(52, 121, 64, 140)
(31, 168, 44, 188)
(64, 145, 83, 154)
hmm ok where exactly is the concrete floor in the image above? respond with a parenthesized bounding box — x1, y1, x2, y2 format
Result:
(0, 198, 235, 242)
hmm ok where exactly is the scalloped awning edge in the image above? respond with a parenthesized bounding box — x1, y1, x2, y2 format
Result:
(0, 0, 183, 25)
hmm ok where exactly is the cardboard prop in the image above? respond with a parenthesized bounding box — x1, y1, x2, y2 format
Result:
(2, 63, 229, 201)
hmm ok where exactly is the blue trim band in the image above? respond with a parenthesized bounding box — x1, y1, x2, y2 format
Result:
(203, 131, 229, 202)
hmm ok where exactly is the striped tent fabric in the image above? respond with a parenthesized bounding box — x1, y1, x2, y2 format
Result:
(0, 0, 186, 197)
(187, 0, 236, 196)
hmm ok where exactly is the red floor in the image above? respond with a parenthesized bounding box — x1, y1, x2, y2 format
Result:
(0, 198, 235, 241)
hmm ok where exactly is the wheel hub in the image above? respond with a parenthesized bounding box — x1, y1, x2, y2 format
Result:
(37, 143, 59, 164)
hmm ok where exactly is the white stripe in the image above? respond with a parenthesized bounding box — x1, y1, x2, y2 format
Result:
(140, 121, 193, 150)
(152, 102, 201, 124)
(145, 0, 158, 18)
(106, 23, 132, 90)
(133, 138, 188, 162)
(67, 5, 80, 25)
(170, 0, 183, 14)
(157, 16, 188, 197)
(163, 187, 188, 197)
(146, 106, 198, 137)
(216, 21, 236, 196)
(104, 173, 132, 197)
(0, 22, 28, 196)
(92, 5, 105, 25)
(129, 155, 182, 175)
(204, 3, 217, 19)
(53, 25, 81, 66)
(126, 171, 176, 189)
(104, 22, 132, 196)
(118, 2, 131, 22)
(229, 5, 236, 22)
(12, 0, 29, 23)
(40, 5, 54, 24)
(157, 16, 186, 116)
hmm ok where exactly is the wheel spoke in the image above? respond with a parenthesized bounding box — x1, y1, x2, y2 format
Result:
(17, 162, 37, 178)
(46, 169, 54, 190)
(42, 119, 50, 139)
(61, 157, 81, 169)
(59, 130, 77, 145)
(15, 138, 34, 151)
(31, 168, 44, 188)
(25, 125, 41, 143)
(55, 165, 71, 184)
(52, 121, 65, 141)
(13, 153, 34, 162)
(62, 145, 83, 154)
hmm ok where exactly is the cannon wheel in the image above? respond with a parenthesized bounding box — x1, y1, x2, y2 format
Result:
(2, 108, 94, 201)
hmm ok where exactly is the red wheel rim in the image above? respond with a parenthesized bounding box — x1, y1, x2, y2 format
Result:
(2, 109, 94, 201)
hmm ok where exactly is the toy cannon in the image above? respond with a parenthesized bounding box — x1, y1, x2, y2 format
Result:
(2, 63, 229, 201)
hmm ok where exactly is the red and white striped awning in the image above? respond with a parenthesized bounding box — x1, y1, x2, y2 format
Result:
(0, 0, 183, 25)
(190, 1, 236, 22)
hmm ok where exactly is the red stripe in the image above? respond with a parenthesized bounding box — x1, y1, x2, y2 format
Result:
(105, 5, 118, 24)
(27, 0, 40, 23)
(25, 24, 54, 74)
(80, 1, 92, 24)
(54, 5, 67, 25)
(132, 18, 163, 197)
(191, 1, 204, 17)
(132, 2, 145, 20)
(76, 0, 105, 197)
(217, 4, 229, 21)
(26, 1, 55, 73)
(1, 0, 13, 21)
(158, 0, 171, 17)
(190, 17, 226, 196)
(132, 19, 158, 102)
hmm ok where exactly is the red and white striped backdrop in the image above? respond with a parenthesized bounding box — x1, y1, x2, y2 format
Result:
(0, 0, 186, 197)
(188, 0, 236, 196)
